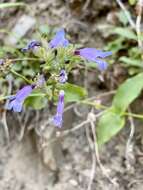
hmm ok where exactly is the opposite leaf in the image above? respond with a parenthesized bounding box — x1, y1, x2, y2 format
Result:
(113, 73, 143, 113)
(59, 83, 87, 103)
(112, 27, 137, 40)
(24, 89, 47, 109)
(97, 109, 125, 145)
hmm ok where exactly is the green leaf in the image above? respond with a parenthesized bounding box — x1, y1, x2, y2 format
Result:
(128, 0, 137, 5)
(112, 27, 137, 40)
(113, 73, 143, 112)
(59, 83, 87, 102)
(0, 3, 25, 9)
(119, 56, 142, 67)
(128, 67, 140, 75)
(39, 25, 50, 35)
(24, 89, 47, 109)
(23, 68, 35, 77)
(117, 11, 130, 25)
(97, 109, 125, 145)
(83, 61, 97, 68)
(105, 37, 125, 53)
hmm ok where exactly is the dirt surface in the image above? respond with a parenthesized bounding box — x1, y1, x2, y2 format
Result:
(0, 0, 143, 190)
(1, 112, 143, 190)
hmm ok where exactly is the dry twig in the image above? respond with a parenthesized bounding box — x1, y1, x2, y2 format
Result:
(116, 0, 136, 28)
(125, 108, 135, 170)
(83, 0, 91, 11)
(17, 111, 31, 141)
(88, 112, 118, 187)
(136, 0, 143, 49)
(86, 125, 96, 190)
(1, 76, 13, 142)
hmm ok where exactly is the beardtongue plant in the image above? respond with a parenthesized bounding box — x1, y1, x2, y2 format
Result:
(0, 28, 112, 129)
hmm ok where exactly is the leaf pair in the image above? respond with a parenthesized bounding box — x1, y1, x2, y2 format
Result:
(97, 73, 143, 145)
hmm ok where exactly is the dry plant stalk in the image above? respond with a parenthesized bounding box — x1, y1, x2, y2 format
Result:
(116, 0, 136, 28)
(125, 108, 135, 171)
(136, 0, 143, 49)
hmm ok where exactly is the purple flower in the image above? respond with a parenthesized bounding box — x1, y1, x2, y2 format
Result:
(21, 40, 40, 52)
(59, 69, 68, 83)
(6, 85, 33, 112)
(53, 90, 64, 128)
(49, 29, 69, 48)
(0, 59, 4, 65)
(75, 48, 112, 71)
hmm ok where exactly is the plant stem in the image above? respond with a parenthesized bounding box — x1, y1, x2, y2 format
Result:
(10, 69, 32, 84)
(81, 100, 107, 109)
(11, 58, 41, 62)
(81, 100, 143, 119)
(123, 112, 143, 119)
(0, 95, 14, 101)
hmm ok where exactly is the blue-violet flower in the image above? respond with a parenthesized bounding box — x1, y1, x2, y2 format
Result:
(21, 40, 40, 52)
(53, 90, 65, 128)
(0, 59, 4, 65)
(75, 48, 112, 71)
(59, 69, 68, 83)
(6, 85, 34, 112)
(49, 29, 69, 48)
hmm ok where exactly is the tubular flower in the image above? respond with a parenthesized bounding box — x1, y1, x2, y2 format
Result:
(0, 59, 4, 65)
(21, 40, 41, 52)
(49, 29, 69, 48)
(6, 85, 34, 112)
(59, 69, 68, 83)
(75, 48, 112, 71)
(53, 90, 65, 128)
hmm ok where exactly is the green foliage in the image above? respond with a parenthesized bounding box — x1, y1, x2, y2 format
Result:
(0, 26, 89, 112)
(128, 0, 137, 5)
(97, 73, 143, 145)
(119, 56, 142, 67)
(105, 18, 142, 74)
(97, 109, 125, 145)
(0, 2, 25, 9)
(112, 73, 143, 113)
(111, 27, 137, 40)
(96, 10, 143, 145)
(24, 89, 47, 109)
(59, 83, 87, 103)
(1, 17, 143, 146)
(105, 37, 125, 53)
(38, 25, 50, 37)
(116, 11, 130, 25)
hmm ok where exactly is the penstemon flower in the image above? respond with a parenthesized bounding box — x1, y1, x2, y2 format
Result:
(49, 29, 69, 48)
(53, 90, 65, 128)
(75, 48, 112, 71)
(4, 27, 113, 128)
(6, 85, 34, 112)
(59, 69, 68, 83)
(0, 59, 4, 65)
(21, 40, 41, 52)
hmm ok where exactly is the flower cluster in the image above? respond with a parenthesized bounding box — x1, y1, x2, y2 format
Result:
(4, 28, 112, 128)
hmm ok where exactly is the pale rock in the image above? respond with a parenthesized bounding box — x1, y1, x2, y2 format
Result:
(6, 15, 36, 45)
